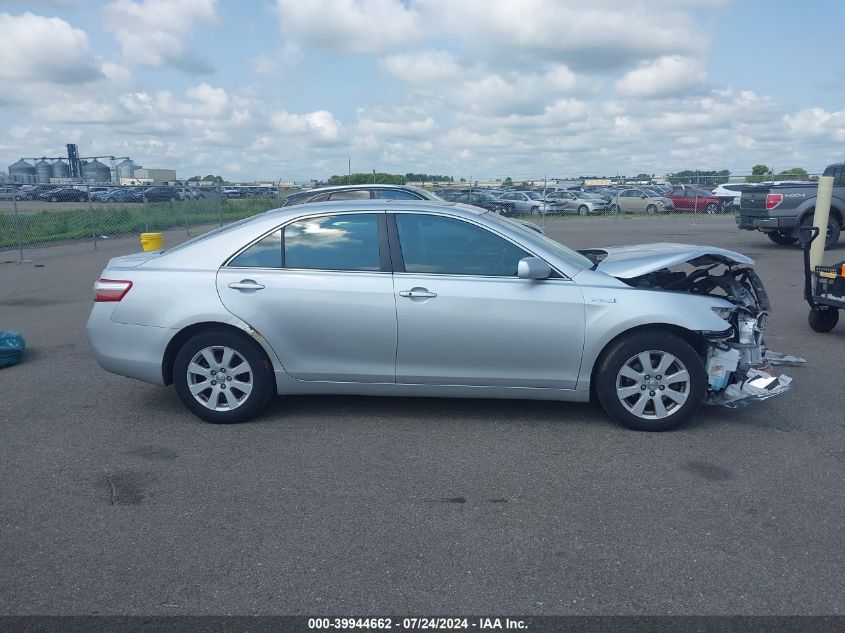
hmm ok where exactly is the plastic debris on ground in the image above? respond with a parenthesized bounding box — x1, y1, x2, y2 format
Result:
(705, 369, 792, 408)
(763, 350, 807, 367)
(0, 331, 25, 369)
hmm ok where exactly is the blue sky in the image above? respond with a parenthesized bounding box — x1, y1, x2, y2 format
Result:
(1, 0, 843, 181)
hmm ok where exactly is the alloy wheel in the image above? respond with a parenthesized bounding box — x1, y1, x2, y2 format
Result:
(615, 350, 690, 420)
(186, 345, 254, 411)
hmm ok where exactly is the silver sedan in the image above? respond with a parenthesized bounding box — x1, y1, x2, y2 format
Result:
(87, 200, 783, 431)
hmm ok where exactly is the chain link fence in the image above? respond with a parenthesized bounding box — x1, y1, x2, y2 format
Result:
(1, 184, 289, 261)
(0, 173, 822, 260)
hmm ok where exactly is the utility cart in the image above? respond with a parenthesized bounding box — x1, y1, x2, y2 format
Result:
(802, 226, 845, 333)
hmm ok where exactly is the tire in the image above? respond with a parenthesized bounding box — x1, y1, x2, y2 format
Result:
(530, 206, 540, 216)
(173, 328, 275, 424)
(800, 214, 841, 248)
(594, 330, 706, 431)
(610, 203, 620, 213)
(705, 203, 718, 215)
(808, 308, 839, 333)
(107, 197, 116, 203)
(578, 205, 589, 216)
(646, 204, 657, 215)
(767, 231, 798, 245)
(50, 196, 58, 202)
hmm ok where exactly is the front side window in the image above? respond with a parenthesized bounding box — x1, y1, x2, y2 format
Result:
(284, 214, 381, 271)
(395, 214, 529, 277)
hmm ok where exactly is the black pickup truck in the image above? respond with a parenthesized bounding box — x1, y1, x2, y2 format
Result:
(736, 162, 844, 247)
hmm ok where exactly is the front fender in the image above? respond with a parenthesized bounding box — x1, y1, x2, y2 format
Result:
(577, 284, 733, 390)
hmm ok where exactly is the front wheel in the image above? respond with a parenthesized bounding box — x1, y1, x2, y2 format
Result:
(578, 205, 589, 216)
(610, 203, 620, 213)
(530, 206, 540, 215)
(594, 330, 706, 431)
(173, 329, 275, 423)
(646, 204, 657, 215)
(705, 203, 718, 215)
(808, 308, 839, 333)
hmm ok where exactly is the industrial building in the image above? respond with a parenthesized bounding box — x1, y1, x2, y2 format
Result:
(5, 143, 160, 185)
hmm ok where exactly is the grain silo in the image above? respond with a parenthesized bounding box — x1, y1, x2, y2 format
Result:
(9, 159, 36, 183)
(81, 159, 111, 183)
(116, 159, 135, 181)
(35, 159, 52, 183)
(51, 160, 70, 179)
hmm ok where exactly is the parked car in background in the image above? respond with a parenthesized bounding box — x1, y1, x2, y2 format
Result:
(86, 199, 783, 431)
(283, 184, 442, 206)
(91, 188, 143, 203)
(38, 187, 89, 202)
(0, 186, 25, 200)
(545, 190, 609, 215)
(609, 188, 675, 214)
(453, 191, 517, 216)
(667, 189, 724, 214)
(22, 185, 57, 200)
(711, 184, 746, 209)
(497, 190, 567, 215)
(143, 187, 182, 202)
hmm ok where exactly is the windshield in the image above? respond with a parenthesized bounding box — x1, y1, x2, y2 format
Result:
(484, 213, 594, 271)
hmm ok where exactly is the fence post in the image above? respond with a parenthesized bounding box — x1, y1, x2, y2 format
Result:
(217, 186, 223, 226)
(142, 194, 150, 233)
(88, 184, 97, 251)
(692, 171, 699, 226)
(178, 191, 188, 237)
(11, 193, 25, 263)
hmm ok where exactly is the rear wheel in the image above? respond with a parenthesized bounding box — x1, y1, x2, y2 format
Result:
(800, 214, 841, 248)
(173, 329, 275, 424)
(610, 203, 620, 213)
(595, 330, 706, 431)
(808, 308, 839, 333)
(530, 206, 540, 215)
(767, 231, 798, 245)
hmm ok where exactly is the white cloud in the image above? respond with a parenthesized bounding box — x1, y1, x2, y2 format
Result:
(784, 107, 845, 142)
(104, 0, 218, 72)
(0, 12, 102, 83)
(379, 50, 461, 84)
(275, 0, 422, 53)
(271, 110, 344, 144)
(616, 56, 707, 98)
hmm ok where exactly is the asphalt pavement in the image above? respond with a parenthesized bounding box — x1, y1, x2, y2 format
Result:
(1, 216, 843, 615)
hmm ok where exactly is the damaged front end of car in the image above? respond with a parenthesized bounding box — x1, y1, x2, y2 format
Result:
(583, 243, 798, 407)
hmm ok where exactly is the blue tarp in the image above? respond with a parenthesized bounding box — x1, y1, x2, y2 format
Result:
(0, 331, 25, 368)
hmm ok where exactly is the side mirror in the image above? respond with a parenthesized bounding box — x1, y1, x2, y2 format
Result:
(641, 194, 647, 199)
(518, 257, 552, 280)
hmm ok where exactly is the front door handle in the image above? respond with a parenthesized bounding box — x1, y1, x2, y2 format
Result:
(228, 280, 265, 291)
(399, 288, 437, 299)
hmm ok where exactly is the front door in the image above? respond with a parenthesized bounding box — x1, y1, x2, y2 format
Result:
(390, 213, 585, 389)
(216, 212, 397, 383)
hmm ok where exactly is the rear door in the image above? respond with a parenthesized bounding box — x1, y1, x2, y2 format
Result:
(217, 212, 398, 383)
(389, 212, 585, 388)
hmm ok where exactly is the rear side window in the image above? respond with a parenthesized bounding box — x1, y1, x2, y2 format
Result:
(284, 214, 381, 271)
(395, 214, 528, 277)
(229, 230, 282, 268)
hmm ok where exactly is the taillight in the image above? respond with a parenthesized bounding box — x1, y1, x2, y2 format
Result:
(94, 279, 133, 302)
(765, 193, 783, 210)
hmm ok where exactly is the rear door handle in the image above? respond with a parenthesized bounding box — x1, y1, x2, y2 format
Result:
(399, 288, 437, 299)
(228, 280, 265, 291)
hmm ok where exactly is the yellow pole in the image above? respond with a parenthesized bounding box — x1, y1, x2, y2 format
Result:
(810, 175, 834, 270)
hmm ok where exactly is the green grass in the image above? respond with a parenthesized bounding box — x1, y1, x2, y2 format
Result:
(0, 196, 287, 249)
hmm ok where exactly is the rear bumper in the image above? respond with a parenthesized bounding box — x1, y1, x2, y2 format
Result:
(86, 303, 174, 386)
(736, 214, 793, 231)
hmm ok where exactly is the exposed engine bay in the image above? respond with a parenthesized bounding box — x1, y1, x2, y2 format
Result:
(581, 245, 799, 406)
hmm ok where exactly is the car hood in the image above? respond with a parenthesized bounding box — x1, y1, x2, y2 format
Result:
(580, 243, 754, 279)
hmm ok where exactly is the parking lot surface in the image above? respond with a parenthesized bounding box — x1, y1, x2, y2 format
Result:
(1, 216, 843, 615)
